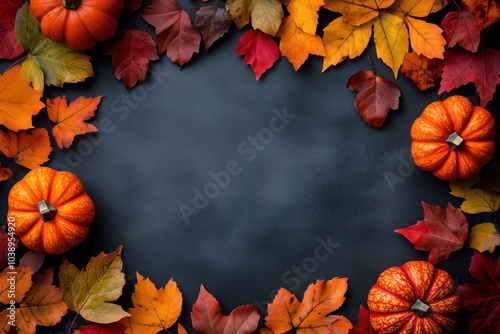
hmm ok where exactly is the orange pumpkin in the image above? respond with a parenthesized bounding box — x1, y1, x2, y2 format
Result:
(367, 261, 460, 334)
(30, 0, 124, 50)
(7, 167, 95, 255)
(411, 95, 496, 181)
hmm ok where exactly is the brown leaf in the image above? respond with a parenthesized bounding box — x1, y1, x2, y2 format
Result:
(196, 6, 233, 49)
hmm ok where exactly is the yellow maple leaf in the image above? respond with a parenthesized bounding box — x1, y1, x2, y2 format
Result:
(287, 0, 325, 35)
(277, 16, 326, 70)
(0, 65, 45, 132)
(250, 0, 284, 36)
(16, 268, 68, 334)
(322, 17, 372, 71)
(449, 177, 500, 214)
(469, 223, 500, 253)
(120, 273, 182, 334)
(58, 246, 130, 324)
(405, 16, 445, 59)
(373, 11, 409, 77)
(324, 0, 395, 26)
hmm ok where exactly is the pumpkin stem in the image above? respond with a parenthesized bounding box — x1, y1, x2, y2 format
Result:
(38, 200, 57, 222)
(62, 0, 81, 10)
(446, 132, 465, 151)
(411, 299, 430, 318)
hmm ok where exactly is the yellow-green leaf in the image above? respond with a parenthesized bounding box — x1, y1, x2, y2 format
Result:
(322, 17, 372, 71)
(21, 57, 44, 94)
(58, 246, 130, 324)
(14, 3, 42, 50)
(324, 0, 394, 26)
(373, 11, 408, 78)
(250, 0, 284, 36)
(405, 16, 445, 59)
(226, 0, 251, 29)
(449, 177, 500, 214)
(287, 0, 325, 35)
(469, 223, 500, 253)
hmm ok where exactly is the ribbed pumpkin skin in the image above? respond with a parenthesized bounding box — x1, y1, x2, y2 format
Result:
(367, 261, 460, 334)
(411, 95, 496, 181)
(7, 167, 95, 255)
(30, 0, 124, 50)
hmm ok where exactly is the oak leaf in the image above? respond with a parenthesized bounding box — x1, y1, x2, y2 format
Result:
(102, 29, 159, 89)
(47, 95, 101, 149)
(0, 65, 44, 131)
(141, 0, 201, 66)
(439, 46, 500, 107)
(0, 0, 24, 60)
(15, 4, 94, 93)
(462, 0, 500, 30)
(191, 284, 260, 334)
(75, 323, 127, 334)
(59, 246, 130, 324)
(236, 29, 280, 79)
(400, 51, 443, 90)
(449, 177, 500, 214)
(277, 16, 326, 70)
(458, 252, 500, 334)
(120, 273, 182, 334)
(265, 278, 353, 333)
(195, 6, 233, 49)
(441, 11, 480, 52)
(347, 70, 400, 128)
(286, 0, 324, 35)
(0, 128, 52, 169)
(16, 268, 68, 334)
(322, 18, 372, 72)
(323, 0, 394, 26)
(226, 0, 251, 29)
(250, 0, 284, 36)
(469, 223, 500, 253)
(395, 202, 469, 264)
(0, 266, 33, 304)
(0, 163, 13, 182)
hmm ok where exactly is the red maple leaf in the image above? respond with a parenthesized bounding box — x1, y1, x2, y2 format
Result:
(74, 323, 126, 334)
(458, 252, 500, 334)
(0, 0, 24, 60)
(346, 70, 400, 128)
(395, 202, 469, 264)
(102, 29, 159, 89)
(141, 0, 201, 66)
(191, 284, 260, 334)
(236, 29, 280, 80)
(441, 11, 480, 53)
(439, 46, 500, 107)
(349, 305, 376, 334)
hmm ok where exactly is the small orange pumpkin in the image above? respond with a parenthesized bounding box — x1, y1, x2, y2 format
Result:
(411, 95, 496, 181)
(30, 0, 124, 50)
(7, 167, 95, 255)
(367, 261, 460, 334)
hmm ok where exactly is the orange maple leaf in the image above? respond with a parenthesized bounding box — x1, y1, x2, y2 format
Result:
(0, 128, 52, 169)
(47, 95, 102, 149)
(0, 65, 45, 131)
(400, 52, 443, 90)
(264, 278, 353, 333)
(277, 16, 326, 70)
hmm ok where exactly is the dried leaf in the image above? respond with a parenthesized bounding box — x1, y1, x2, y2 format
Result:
(0, 128, 52, 169)
(59, 246, 130, 324)
(250, 0, 285, 36)
(0, 65, 44, 131)
(102, 29, 159, 89)
(195, 6, 233, 49)
(226, 0, 251, 29)
(395, 202, 469, 264)
(469, 223, 500, 253)
(47, 95, 102, 149)
(347, 70, 400, 128)
(400, 52, 443, 90)
(449, 177, 500, 214)
(236, 29, 280, 79)
(0, 266, 33, 304)
(462, 0, 500, 30)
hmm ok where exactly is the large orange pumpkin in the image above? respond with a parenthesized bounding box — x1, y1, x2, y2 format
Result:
(30, 0, 124, 50)
(367, 261, 460, 334)
(410, 95, 496, 181)
(7, 167, 95, 255)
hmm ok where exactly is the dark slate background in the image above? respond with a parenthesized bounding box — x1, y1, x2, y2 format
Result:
(1, 2, 499, 333)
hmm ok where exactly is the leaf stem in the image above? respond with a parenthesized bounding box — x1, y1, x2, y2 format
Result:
(66, 313, 79, 334)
